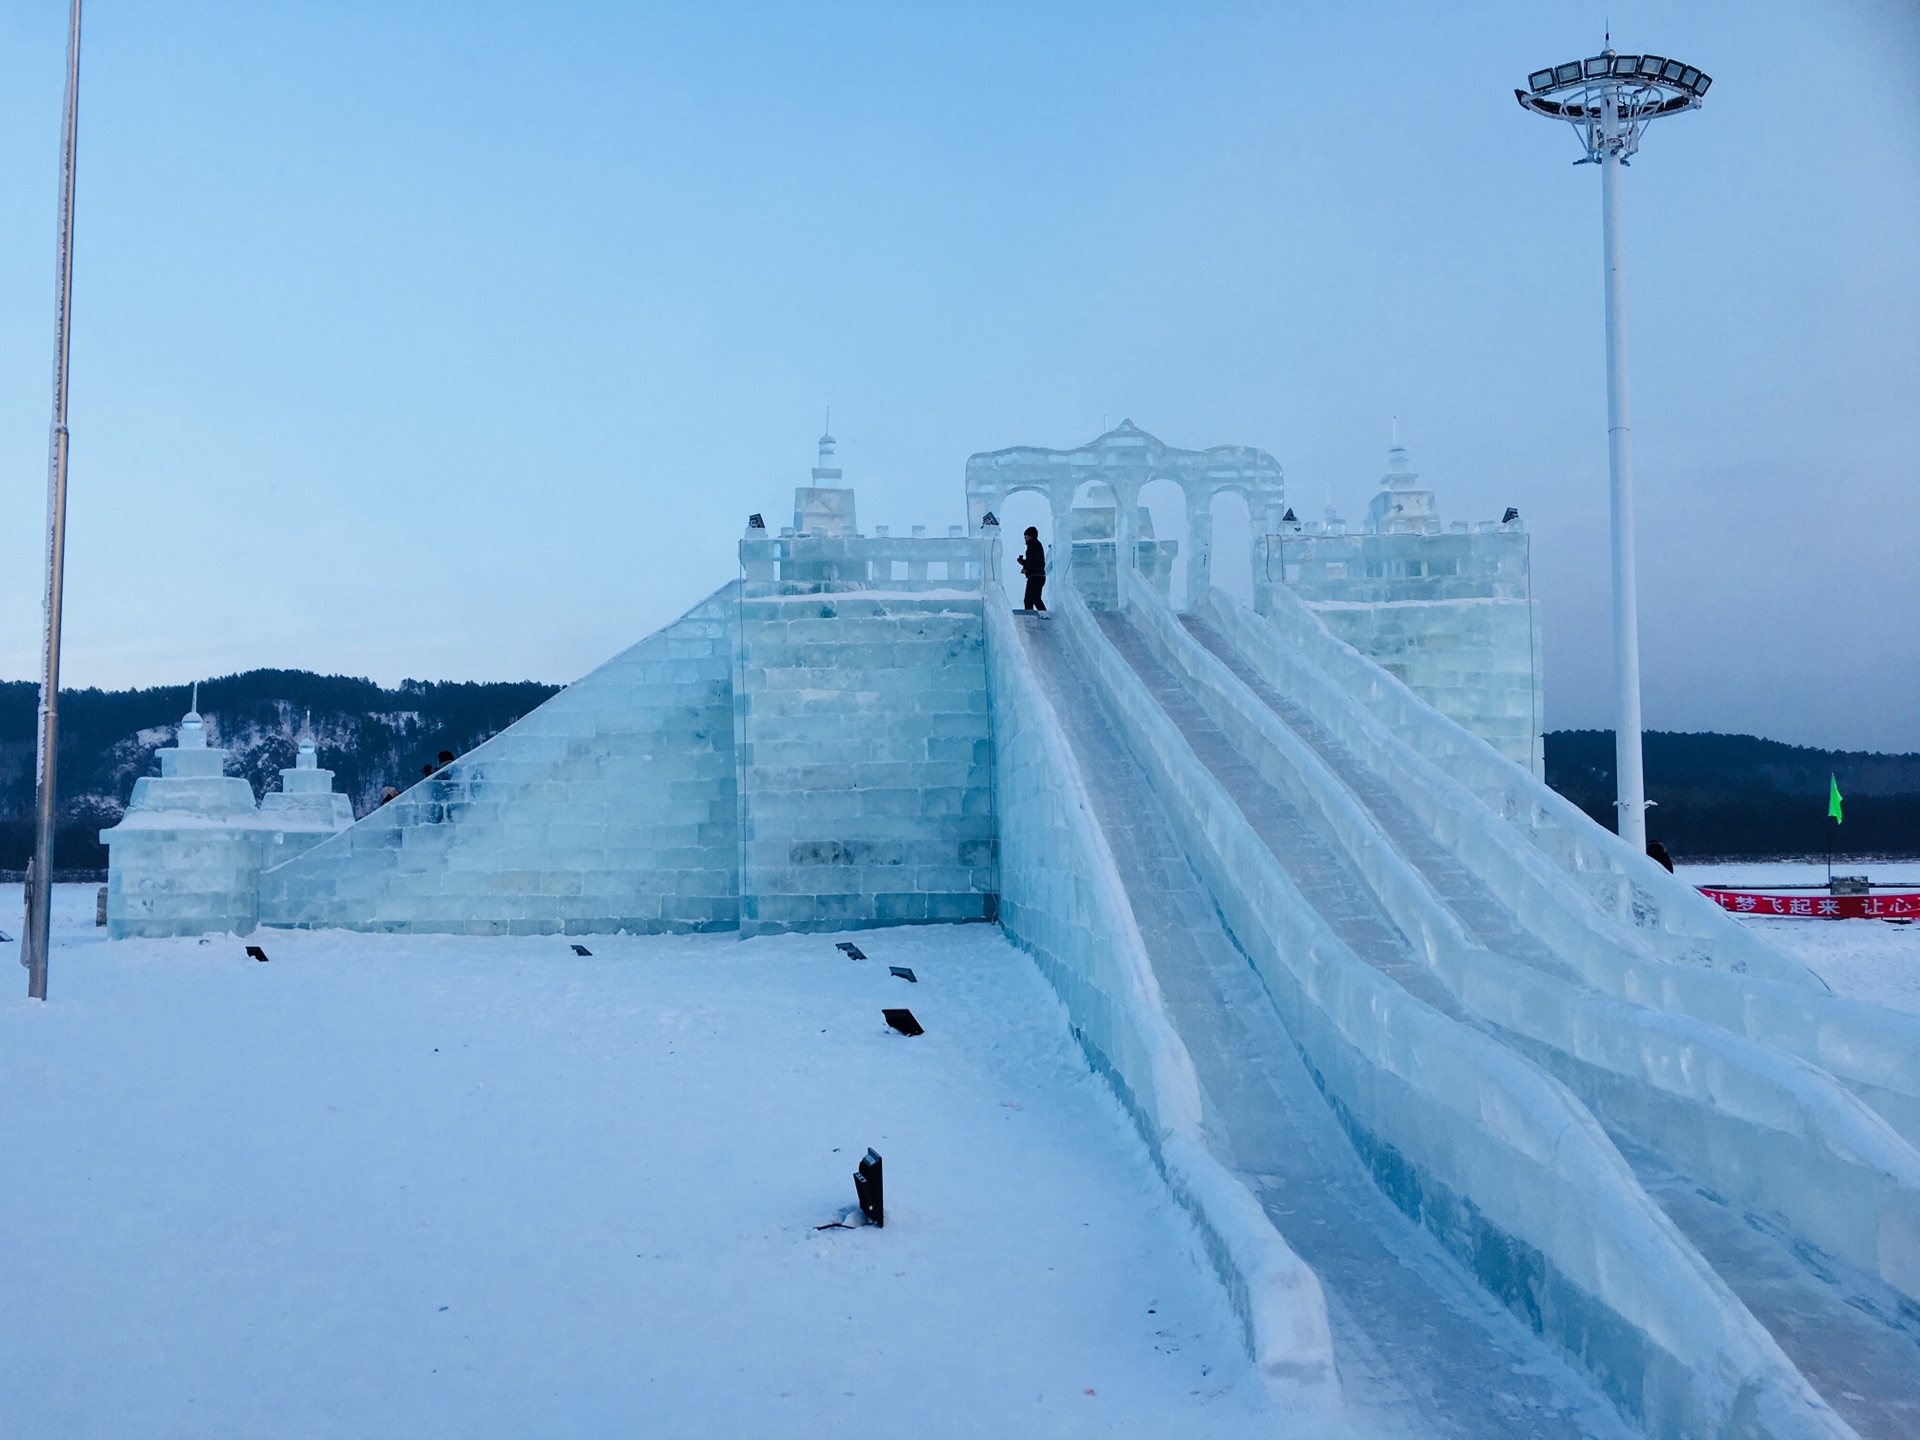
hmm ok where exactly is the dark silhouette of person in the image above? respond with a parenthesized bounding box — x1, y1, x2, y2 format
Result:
(1646, 839, 1675, 873)
(437, 750, 454, 767)
(1017, 526, 1047, 611)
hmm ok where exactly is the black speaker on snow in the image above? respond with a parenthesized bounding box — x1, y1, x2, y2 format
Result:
(854, 1149, 884, 1227)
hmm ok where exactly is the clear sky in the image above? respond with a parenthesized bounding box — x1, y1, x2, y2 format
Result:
(1, 1, 1915, 750)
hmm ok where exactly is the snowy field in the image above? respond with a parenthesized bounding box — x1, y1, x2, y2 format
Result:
(1677, 860, 1920, 1016)
(5, 875, 1918, 1439)
(0, 885, 1266, 1440)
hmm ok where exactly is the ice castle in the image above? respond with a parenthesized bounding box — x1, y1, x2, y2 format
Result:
(103, 423, 1536, 940)
(99, 423, 1920, 1440)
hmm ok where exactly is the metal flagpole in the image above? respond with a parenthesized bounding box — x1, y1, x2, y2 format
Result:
(1599, 104, 1648, 852)
(22, 0, 84, 1001)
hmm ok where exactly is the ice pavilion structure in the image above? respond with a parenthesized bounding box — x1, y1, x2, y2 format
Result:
(101, 423, 1920, 1440)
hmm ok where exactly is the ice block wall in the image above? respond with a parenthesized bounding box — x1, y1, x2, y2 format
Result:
(1273, 526, 1543, 778)
(734, 526, 997, 935)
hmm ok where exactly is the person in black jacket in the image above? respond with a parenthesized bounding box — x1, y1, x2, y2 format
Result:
(1017, 526, 1047, 612)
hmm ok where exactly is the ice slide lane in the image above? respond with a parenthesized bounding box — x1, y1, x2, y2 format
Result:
(1207, 585, 1920, 1150)
(1045, 590, 1851, 1440)
(1012, 608, 1642, 1440)
(1161, 607, 1920, 1440)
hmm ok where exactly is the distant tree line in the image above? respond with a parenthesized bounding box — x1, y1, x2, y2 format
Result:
(0, 670, 559, 879)
(6, 673, 1916, 879)
(1546, 730, 1920, 860)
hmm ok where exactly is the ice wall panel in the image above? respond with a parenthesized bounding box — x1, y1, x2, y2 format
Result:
(1309, 597, 1543, 778)
(734, 592, 996, 936)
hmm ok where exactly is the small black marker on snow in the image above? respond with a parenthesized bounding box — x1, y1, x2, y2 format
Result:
(245, 945, 269, 963)
(571, 944, 592, 956)
(836, 942, 866, 960)
(883, 1008, 923, 1036)
(889, 966, 917, 983)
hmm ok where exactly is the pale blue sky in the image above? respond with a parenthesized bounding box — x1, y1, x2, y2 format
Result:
(1, 2, 1915, 748)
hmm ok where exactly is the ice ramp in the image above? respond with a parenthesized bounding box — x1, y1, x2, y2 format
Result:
(989, 584, 1857, 1439)
(257, 585, 742, 935)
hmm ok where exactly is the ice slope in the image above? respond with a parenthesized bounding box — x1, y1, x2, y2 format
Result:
(257, 585, 741, 935)
(1199, 585, 1920, 1149)
(1110, 578, 1919, 1437)
(1038, 585, 1850, 1440)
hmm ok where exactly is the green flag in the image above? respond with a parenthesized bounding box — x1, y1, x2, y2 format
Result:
(1828, 775, 1843, 824)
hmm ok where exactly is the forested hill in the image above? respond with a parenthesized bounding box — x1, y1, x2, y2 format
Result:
(1546, 730, 1920, 859)
(7, 671, 1916, 877)
(0, 671, 560, 877)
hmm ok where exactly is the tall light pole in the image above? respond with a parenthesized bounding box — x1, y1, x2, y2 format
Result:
(22, 0, 84, 1001)
(1517, 48, 1710, 852)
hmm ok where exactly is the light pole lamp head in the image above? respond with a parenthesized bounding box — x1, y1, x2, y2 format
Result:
(1517, 49, 1710, 163)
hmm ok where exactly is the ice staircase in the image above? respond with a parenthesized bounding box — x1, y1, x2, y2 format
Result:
(989, 573, 1920, 1440)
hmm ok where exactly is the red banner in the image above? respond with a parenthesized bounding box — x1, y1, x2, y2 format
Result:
(1699, 888, 1920, 920)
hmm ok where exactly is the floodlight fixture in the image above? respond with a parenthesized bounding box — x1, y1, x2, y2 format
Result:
(1516, 44, 1708, 852)
(1516, 46, 1708, 166)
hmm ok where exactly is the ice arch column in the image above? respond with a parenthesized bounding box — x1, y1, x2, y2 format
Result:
(965, 419, 1282, 610)
(101, 704, 269, 937)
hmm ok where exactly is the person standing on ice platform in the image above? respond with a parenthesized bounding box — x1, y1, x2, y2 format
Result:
(1017, 526, 1047, 612)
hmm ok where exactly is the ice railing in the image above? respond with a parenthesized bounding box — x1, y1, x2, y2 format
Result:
(1200, 584, 1920, 1145)
(740, 533, 987, 595)
(980, 586, 1338, 1401)
(1122, 572, 1920, 1304)
(1055, 583, 1843, 1440)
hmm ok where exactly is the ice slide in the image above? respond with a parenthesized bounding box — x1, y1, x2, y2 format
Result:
(989, 579, 1918, 1439)
(1137, 579, 1920, 1438)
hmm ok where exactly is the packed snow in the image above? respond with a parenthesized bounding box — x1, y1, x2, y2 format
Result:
(6, 868, 1917, 1438)
(0, 885, 1269, 1440)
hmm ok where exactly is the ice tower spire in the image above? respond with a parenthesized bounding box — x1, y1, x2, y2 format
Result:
(1366, 435, 1439, 535)
(180, 684, 206, 748)
(812, 409, 841, 482)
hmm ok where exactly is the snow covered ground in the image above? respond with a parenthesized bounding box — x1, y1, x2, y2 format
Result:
(6, 873, 1917, 1439)
(1677, 860, 1920, 1016)
(0, 885, 1268, 1440)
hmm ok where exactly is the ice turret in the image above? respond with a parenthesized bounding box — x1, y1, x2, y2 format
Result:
(101, 690, 269, 936)
(259, 718, 354, 854)
(1365, 444, 1441, 535)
